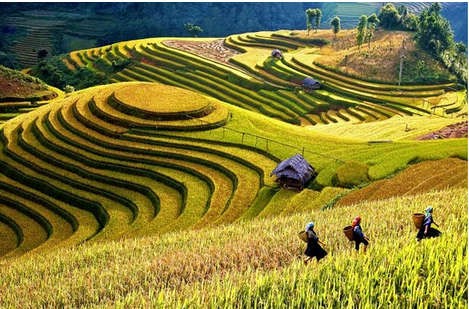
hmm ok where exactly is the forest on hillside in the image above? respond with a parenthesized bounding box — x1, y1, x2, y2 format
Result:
(0, 2, 466, 69)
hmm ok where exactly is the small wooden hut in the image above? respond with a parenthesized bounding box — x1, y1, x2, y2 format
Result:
(302, 77, 321, 91)
(270, 154, 317, 191)
(271, 49, 283, 59)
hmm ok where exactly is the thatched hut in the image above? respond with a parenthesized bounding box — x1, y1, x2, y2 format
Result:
(302, 77, 321, 91)
(270, 154, 317, 191)
(271, 49, 283, 59)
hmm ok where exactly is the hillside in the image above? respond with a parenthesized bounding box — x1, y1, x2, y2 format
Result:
(0, 15, 466, 307)
(0, 65, 60, 125)
(0, 65, 56, 101)
(28, 30, 466, 127)
(0, 80, 465, 259)
(0, 2, 466, 69)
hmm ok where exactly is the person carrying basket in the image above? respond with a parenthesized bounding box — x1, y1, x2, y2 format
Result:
(416, 206, 441, 241)
(303, 221, 328, 264)
(352, 216, 369, 253)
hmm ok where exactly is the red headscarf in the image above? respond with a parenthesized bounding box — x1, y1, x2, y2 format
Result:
(352, 216, 361, 227)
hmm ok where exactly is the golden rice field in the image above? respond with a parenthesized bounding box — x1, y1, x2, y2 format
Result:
(337, 157, 467, 206)
(0, 188, 466, 307)
(0, 81, 466, 259)
(0, 27, 467, 308)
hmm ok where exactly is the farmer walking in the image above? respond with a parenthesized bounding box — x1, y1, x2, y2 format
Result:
(303, 222, 327, 264)
(416, 206, 441, 241)
(352, 216, 369, 253)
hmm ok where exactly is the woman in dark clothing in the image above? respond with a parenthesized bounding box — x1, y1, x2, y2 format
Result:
(304, 222, 327, 264)
(416, 206, 441, 241)
(352, 216, 369, 252)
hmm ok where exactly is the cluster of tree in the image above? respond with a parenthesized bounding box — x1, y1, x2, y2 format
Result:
(356, 14, 379, 50)
(30, 57, 109, 90)
(352, 3, 466, 84)
(415, 3, 467, 84)
(305, 8, 322, 35)
(378, 3, 419, 31)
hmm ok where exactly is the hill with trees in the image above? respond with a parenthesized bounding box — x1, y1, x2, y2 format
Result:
(0, 2, 466, 69)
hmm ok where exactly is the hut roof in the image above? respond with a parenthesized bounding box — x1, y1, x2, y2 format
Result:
(271, 154, 314, 181)
(271, 49, 282, 57)
(302, 77, 320, 87)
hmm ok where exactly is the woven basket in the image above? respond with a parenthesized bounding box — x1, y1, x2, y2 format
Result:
(343, 225, 354, 241)
(412, 213, 425, 229)
(298, 230, 308, 243)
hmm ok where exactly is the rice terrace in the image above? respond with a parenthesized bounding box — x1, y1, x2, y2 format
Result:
(0, 2, 467, 308)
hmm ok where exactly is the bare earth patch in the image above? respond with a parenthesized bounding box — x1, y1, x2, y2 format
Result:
(163, 39, 240, 65)
(0, 69, 55, 101)
(316, 30, 416, 82)
(417, 121, 468, 140)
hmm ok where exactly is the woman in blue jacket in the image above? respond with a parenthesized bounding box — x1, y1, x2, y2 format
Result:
(416, 206, 441, 241)
(352, 216, 369, 252)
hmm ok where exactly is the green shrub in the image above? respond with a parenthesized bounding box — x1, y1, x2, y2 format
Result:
(332, 160, 370, 188)
(30, 56, 109, 90)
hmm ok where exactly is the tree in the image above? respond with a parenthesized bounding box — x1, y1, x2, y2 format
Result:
(428, 2, 442, 14)
(415, 4, 454, 57)
(37, 49, 48, 60)
(455, 42, 467, 54)
(313, 9, 322, 33)
(415, 3, 466, 84)
(184, 23, 203, 37)
(378, 3, 401, 29)
(366, 14, 379, 48)
(402, 13, 419, 31)
(330, 16, 341, 38)
(356, 15, 368, 50)
(305, 8, 316, 35)
(397, 5, 408, 18)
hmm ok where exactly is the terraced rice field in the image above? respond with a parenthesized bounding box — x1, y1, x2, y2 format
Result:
(4, 10, 115, 68)
(59, 31, 465, 127)
(0, 80, 465, 258)
(0, 82, 286, 257)
(0, 67, 63, 126)
(0, 26, 467, 306)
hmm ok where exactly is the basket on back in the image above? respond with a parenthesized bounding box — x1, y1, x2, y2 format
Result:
(298, 231, 308, 243)
(412, 213, 425, 229)
(343, 225, 354, 241)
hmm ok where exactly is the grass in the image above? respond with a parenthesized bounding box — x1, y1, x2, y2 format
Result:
(337, 157, 468, 206)
(307, 115, 466, 141)
(0, 187, 465, 307)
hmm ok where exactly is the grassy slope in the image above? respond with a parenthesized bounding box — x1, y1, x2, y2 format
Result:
(305, 29, 456, 84)
(174, 102, 467, 185)
(306, 115, 466, 141)
(0, 65, 57, 100)
(0, 187, 466, 307)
